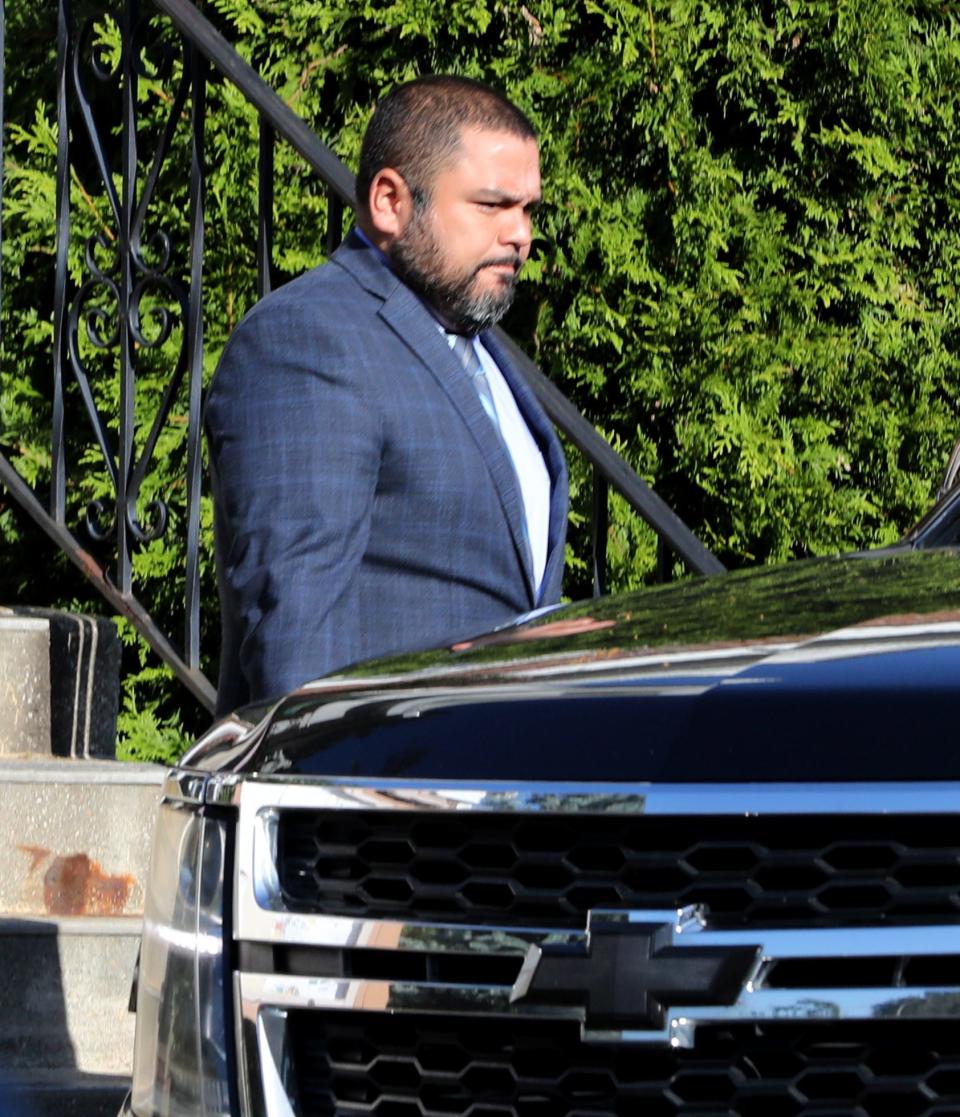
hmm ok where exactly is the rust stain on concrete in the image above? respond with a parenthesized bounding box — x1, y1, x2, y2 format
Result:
(17, 843, 51, 872)
(42, 852, 134, 916)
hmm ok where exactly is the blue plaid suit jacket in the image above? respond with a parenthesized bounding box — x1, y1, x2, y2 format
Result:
(205, 231, 568, 713)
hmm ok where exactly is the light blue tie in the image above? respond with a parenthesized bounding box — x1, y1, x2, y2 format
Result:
(451, 334, 502, 434)
(450, 334, 535, 585)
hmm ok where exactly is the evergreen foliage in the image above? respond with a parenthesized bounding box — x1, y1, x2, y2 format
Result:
(2, 0, 959, 760)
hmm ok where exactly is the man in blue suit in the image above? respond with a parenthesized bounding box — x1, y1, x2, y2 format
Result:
(206, 75, 568, 714)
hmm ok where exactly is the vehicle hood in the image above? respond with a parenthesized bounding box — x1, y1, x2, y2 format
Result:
(187, 549, 960, 782)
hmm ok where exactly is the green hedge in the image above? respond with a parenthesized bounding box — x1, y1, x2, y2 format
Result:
(3, 0, 960, 758)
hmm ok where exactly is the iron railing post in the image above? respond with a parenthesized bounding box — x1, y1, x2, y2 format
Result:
(116, 0, 139, 595)
(52, 0, 71, 524)
(0, 0, 4, 353)
(592, 470, 608, 598)
(258, 120, 274, 299)
(326, 193, 344, 256)
(657, 538, 671, 584)
(184, 45, 208, 670)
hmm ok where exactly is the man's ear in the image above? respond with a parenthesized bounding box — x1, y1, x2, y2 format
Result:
(367, 168, 413, 240)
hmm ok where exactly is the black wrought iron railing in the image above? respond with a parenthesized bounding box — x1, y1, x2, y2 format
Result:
(0, 0, 724, 715)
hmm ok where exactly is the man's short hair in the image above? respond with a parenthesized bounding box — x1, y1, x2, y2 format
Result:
(356, 75, 537, 214)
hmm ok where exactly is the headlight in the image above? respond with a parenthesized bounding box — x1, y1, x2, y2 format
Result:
(131, 797, 232, 1116)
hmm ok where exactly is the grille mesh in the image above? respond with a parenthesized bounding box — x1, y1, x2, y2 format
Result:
(275, 811, 960, 926)
(288, 1011, 960, 1117)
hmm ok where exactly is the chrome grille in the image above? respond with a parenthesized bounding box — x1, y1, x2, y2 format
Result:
(221, 780, 960, 1117)
(287, 1013, 960, 1117)
(275, 810, 960, 927)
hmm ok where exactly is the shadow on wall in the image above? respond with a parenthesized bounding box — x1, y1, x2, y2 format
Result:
(0, 917, 75, 1110)
(0, 919, 128, 1117)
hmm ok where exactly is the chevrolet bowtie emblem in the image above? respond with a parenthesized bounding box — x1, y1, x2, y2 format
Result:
(511, 907, 759, 1039)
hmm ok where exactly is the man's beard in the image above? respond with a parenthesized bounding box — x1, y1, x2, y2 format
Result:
(388, 208, 521, 336)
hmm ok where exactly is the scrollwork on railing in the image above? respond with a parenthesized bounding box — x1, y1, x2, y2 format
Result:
(59, 2, 198, 553)
(47, 0, 209, 697)
(66, 234, 120, 496)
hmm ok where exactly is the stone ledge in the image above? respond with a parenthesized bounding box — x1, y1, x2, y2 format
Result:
(0, 757, 166, 784)
(0, 615, 51, 756)
(0, 915, 143, 935)
(0, 608, 121, 759)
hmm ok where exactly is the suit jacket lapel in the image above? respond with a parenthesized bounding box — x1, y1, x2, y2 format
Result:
(335, 234, 539, 605)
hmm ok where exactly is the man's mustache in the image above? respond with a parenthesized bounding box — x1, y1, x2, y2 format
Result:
(477, 254, 522, 273)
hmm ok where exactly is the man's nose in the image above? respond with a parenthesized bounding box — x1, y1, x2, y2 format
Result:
(500, 208, 533, 255)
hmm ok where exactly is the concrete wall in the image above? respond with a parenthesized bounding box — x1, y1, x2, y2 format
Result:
(0, 759, 166, 1114)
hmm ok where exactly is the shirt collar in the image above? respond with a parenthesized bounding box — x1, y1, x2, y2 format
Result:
(352, 225, 392, 270)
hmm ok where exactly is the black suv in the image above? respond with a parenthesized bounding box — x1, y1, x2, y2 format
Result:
(123, 535, 960, 1117)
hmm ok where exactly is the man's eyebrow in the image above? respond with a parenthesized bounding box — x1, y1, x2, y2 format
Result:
(474, 188, 542, 208)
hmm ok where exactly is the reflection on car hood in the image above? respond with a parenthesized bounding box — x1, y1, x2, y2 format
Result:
(190, 550, 960, 782)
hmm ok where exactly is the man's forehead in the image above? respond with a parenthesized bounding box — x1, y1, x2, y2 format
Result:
(439, 125, 540, 184)
(453, 123, 538, 155)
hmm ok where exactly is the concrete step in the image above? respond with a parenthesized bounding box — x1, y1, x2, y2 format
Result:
(0, 759, 166, 1082)
(0, 916, 143, 1076)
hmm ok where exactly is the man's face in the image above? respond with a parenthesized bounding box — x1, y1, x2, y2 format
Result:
(388, 126, 541, 335)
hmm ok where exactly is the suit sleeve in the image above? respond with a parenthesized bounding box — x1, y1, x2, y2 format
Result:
(205, 297, 382, 705)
